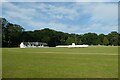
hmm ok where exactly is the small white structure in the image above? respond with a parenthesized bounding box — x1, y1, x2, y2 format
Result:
(56, 43, 88, 48)
(20, 42, 47, 48)
(20, 42, 26, 48)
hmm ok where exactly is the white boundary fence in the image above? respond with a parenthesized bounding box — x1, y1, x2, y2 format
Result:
(56, 43, 88, 48)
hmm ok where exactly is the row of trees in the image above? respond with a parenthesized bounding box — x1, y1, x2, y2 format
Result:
(1, 17, 120, 47)
(1, 18, 24, 47)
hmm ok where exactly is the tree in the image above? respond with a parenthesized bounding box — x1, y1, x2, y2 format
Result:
(98, 34, 105, 45)
(1, 18, 24, 47)
(65, 37, 75, 45)
(107, 31, 118, 46)
(81, 33, 98, 45)
(1, 17, 120, 47)
(77, 38, 82, 44)
(103, 37, 109, 46)
(118, 34, 120, 46)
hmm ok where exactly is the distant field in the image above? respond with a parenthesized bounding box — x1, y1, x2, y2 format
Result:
(2, 46, 118, 78)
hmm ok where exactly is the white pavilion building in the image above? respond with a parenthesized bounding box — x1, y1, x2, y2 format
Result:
(20, 42, 47, 48)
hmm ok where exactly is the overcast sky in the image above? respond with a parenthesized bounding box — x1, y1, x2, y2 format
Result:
(1, 0, 119, 34)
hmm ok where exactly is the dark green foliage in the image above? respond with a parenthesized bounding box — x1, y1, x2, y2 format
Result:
(98, 34, 105, 45)
(81, 33, 98, 45)
(107, 32, 119, 46)
(103, 37, 109, 46)
(1, 18, 120, 47)
(1, 18, 24, 47)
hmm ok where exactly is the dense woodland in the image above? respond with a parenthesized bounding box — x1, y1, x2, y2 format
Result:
(1, 17, 120, 47)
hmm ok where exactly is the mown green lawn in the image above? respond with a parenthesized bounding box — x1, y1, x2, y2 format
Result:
(2, 46, 118, 78)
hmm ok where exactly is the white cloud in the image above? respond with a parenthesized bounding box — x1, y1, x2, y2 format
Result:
(90, 3, 117, 23)
(1, 0, 8, 2)
(75, 2, 118, 21)
(2, 2, 118, 34)
(74, 2, 118, 34)
(24, 19, 80, 34)
(2, 2, 75, 33)
(80, 23, 118, 34)
(32, 3, 79, 20)
(2, 2, 38, 22)
(75, 0, 119, 2)
(1, 0, 119, 2)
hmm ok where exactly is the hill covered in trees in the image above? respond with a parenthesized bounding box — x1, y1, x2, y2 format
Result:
(1, 17, 120, 47)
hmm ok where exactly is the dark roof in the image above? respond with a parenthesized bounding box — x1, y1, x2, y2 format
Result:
(22, 42, 47, 45)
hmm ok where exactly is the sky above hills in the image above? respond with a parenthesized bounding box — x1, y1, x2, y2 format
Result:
(1, 0, 119, 34)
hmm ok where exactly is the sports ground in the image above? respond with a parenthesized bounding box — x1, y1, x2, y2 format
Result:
(2, 46, 118, 78)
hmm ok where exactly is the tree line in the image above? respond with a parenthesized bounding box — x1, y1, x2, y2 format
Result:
(1, 17, 120, 47)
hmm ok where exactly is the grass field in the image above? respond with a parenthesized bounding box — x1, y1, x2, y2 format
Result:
(2, 46, 118, 78)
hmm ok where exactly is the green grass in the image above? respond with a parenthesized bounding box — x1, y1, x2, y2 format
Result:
(2, 46, 118, 78)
